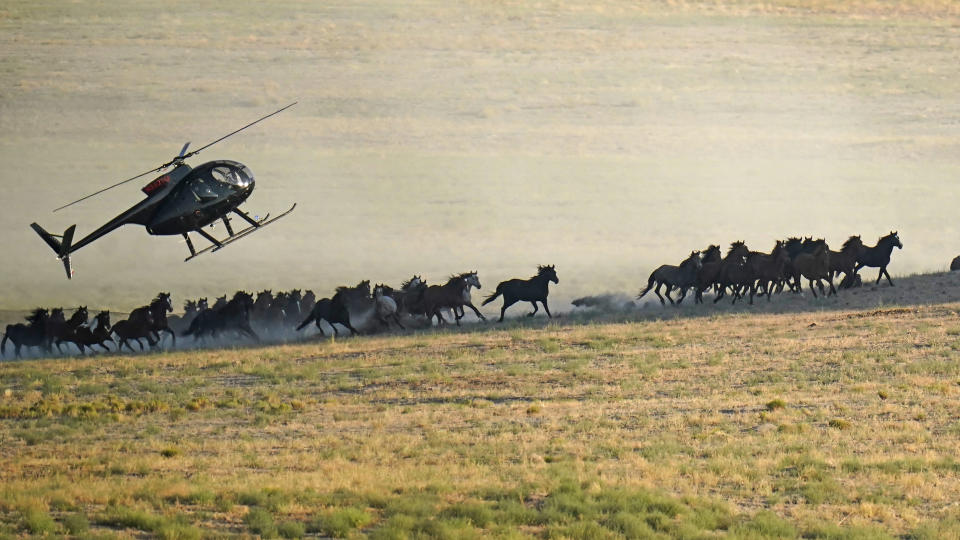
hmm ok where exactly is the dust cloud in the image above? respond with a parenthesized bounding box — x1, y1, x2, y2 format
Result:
(1, 2, 958, 313)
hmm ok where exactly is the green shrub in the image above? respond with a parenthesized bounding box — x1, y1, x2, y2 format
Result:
(244, 507, 278, 537)
(62, 512, 90, 535)
(310, 507, 374, 537)
(278, 520, 306, 539)
(22, 507, 57, 535)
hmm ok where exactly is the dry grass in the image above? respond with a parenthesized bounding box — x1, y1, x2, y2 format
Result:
(2, 302, 960, 537)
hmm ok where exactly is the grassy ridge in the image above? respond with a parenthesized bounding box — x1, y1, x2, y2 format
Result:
(3, 303, 960, 537)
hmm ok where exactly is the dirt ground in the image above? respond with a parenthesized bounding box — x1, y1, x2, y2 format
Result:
(1, 1, 958, 310)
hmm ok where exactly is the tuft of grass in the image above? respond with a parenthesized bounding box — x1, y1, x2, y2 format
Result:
(829, 418, 852, 430)
(766, 398, 787, 411)
(310, 507, 374, 537)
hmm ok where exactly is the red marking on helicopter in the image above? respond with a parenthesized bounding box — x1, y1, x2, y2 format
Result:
(142, 174, 170, 195)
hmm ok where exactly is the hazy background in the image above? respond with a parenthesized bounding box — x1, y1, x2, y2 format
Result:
(1, 0, 958, 311)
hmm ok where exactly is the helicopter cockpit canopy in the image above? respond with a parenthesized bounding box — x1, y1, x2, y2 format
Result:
(206, 161, 254, 188)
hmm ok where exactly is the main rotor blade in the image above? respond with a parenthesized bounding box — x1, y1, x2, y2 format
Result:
(181, 101, 298, 159)
(52, 165, 167, 212)
(50, 102, 297, 213)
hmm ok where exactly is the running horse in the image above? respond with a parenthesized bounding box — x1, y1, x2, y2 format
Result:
(183, 291, 259, 343)
(127, 292, 176, 348)
(59, 311, 114, 354)
(637, 251, 702, 306)
(855, 231, 903, 286)
(422, 272, 485, 326)
(2, 308, 50, 358)
(483, 265, 559, 322)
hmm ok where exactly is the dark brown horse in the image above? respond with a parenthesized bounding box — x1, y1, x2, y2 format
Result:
(830, 236, 863, 288)
(482, 265, 558, 322)
(747, 241, 790, 303)
(423, 272, 485, 326)
(2, 309, 50, 358)
(855, 231, 903, 286)
(638, 251, 702, 306)
(707, 242, 751, 304)
(793, 239, 836, 298)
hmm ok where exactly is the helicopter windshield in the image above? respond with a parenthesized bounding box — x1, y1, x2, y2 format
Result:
(209, 165, 253, 188)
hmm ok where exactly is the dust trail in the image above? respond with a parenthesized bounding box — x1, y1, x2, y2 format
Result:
(571, 293, 640, 313)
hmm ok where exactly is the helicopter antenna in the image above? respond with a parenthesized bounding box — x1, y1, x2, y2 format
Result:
(52, 101, 298, 213)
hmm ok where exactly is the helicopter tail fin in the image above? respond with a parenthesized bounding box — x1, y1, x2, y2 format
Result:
(30, 223, 76, 279)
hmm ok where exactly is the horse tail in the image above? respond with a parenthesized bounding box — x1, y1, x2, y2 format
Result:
(481, 285, 504, 306)
(636, 273, 656, 300)
(295, 310, 315, 331)
(0, 330, 7, 356)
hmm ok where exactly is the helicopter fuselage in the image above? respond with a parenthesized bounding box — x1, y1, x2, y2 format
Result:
(144, 160, 255, 235)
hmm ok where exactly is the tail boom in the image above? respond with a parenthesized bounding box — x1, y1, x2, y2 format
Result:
(30, 223, 76, 279)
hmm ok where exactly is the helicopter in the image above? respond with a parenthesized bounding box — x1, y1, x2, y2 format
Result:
(31, 102, 298, 279)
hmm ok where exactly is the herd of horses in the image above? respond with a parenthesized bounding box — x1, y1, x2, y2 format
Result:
(0, 265, 561, 358)
(637, 231, 903, 306)
(0, 231, 905, 359)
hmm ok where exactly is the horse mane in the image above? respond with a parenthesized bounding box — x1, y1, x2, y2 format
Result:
(842, 236, 862, 250)
(726, 241, 745, 256)
(26, 308, 48, 323)
(400, 275, 421, 289)
(536, 265, 555, 275)
(445, 274, 466, 286)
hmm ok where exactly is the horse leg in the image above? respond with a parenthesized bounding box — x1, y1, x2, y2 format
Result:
(165, 327, 176, 348)
(652, 283, 666, 306)
(241, 324, 260, 343)
(542, 299, 552, 318)
(392, 314, 405, 330)
(808, 279, 818, 298)
(498, 296, 518, 322)
(527, 301, 539, 317)
(881, 266, 894, 286)
(827, 275, 837, 296)
(343, 320, 359, 336)
(713, 285, 725, 303)
(465, 302, 486, 321)
(664, 285, 675, 306)
(313, 319, 327, 337)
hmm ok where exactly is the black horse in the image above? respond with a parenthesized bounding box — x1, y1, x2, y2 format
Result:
(482, 265, 559, 322)
(638, 251, 702, 306)
(59, 311, 114, 354)
(855, 231, 903, 286)
(183, 291, 259, 343)
(2, 308, 50, 358)
(295, 281, 369, 337)
(128, 293, 176, 348)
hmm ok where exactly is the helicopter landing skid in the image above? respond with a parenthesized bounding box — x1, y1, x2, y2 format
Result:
(184, 203, 296, 262)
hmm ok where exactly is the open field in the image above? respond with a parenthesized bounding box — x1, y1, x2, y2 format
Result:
(1, 0, 959, 310)
(3, 296, 960, 537)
